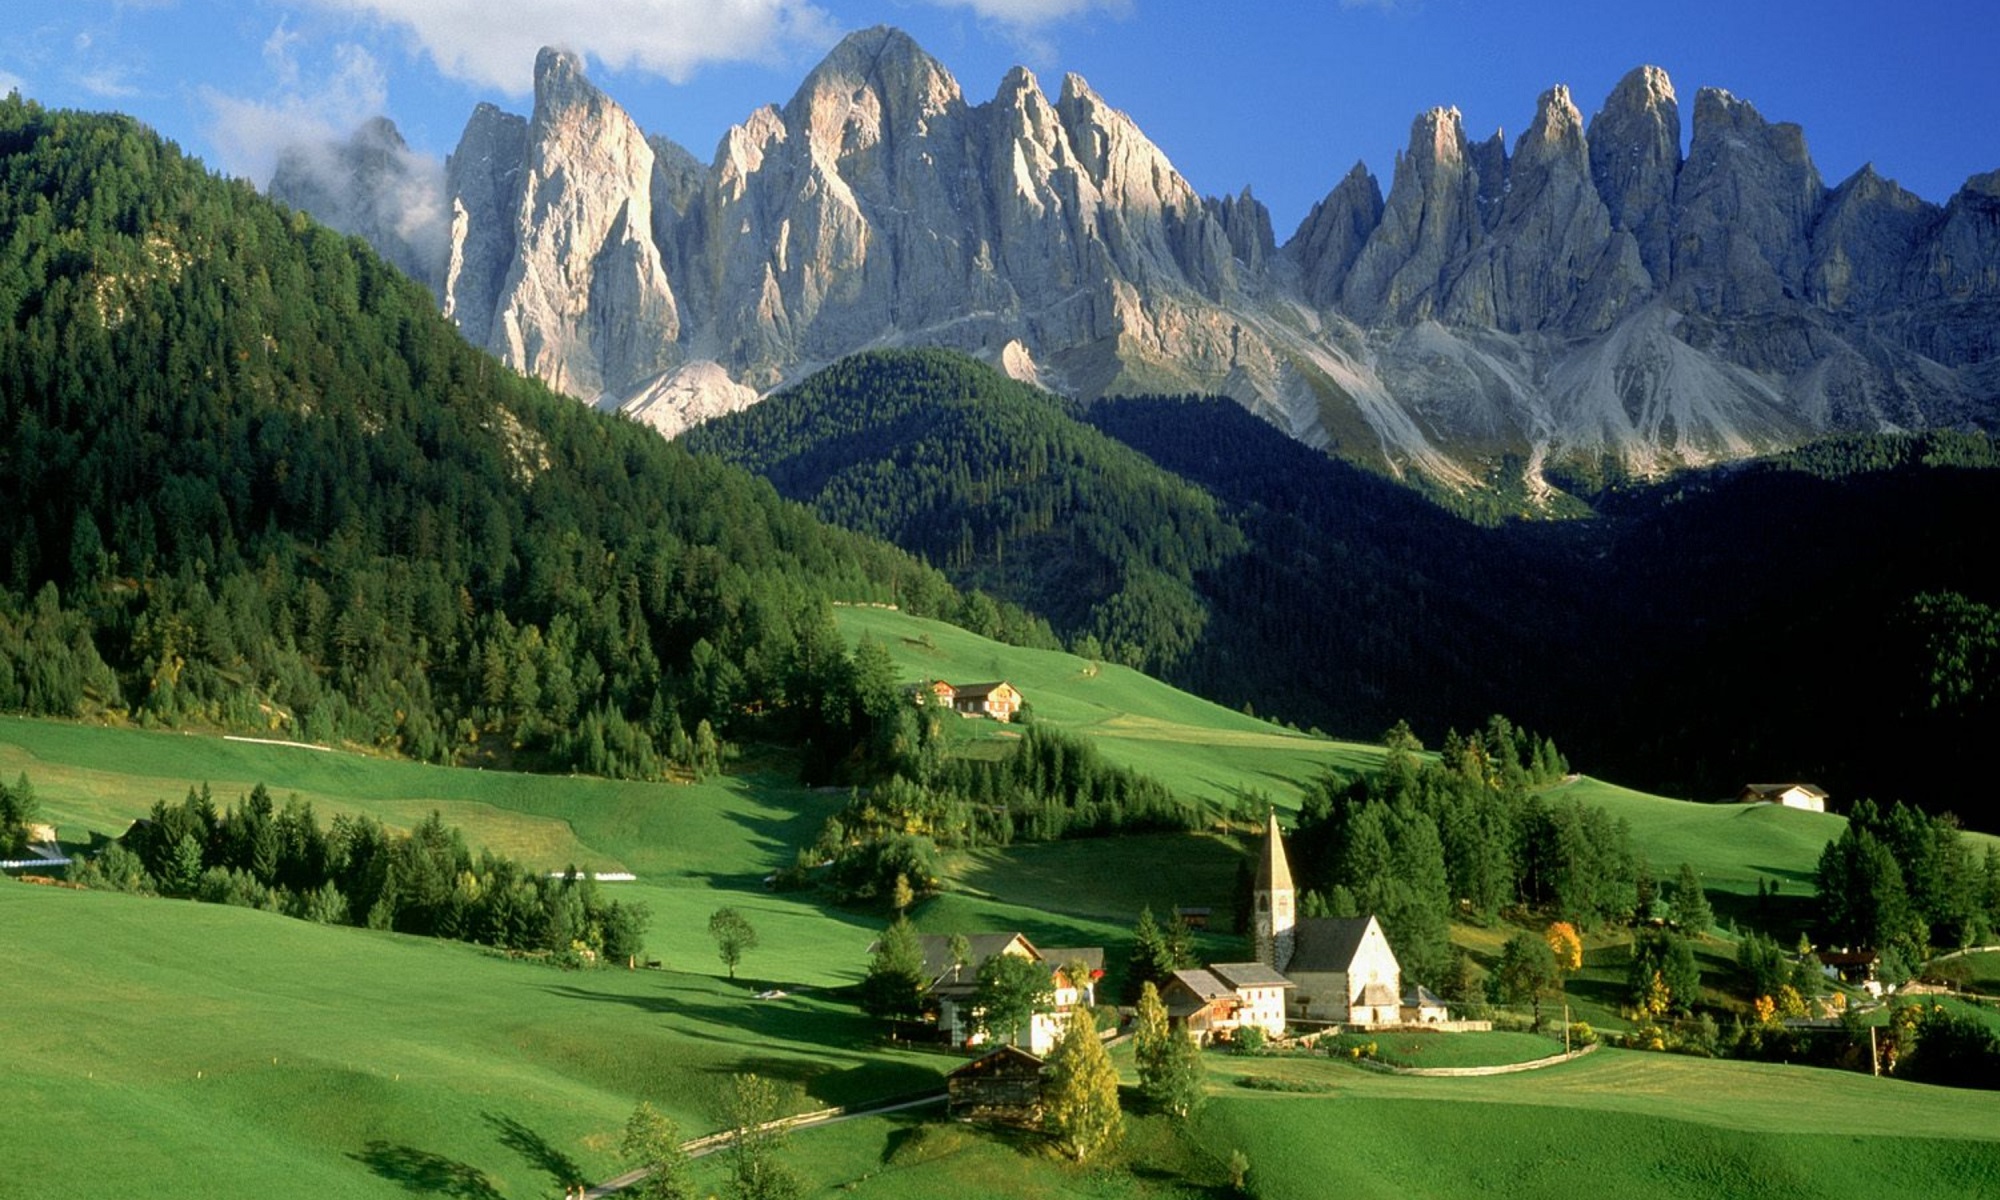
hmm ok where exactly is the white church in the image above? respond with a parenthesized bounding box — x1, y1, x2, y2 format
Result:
(1251, 809, 1409, 1025)
(1163, 812, 1439, 1039)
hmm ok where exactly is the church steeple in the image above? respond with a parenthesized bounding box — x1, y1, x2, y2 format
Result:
(1253, 808, 1296, 973)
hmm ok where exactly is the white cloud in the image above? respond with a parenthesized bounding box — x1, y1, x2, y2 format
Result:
(924, 0, 1128, 21)
(916, 0, 1130, 62)
(293, 0, 840, 94)
(76, 63, 141, 98)
(0, 69, 25, 97)
(200, 39, 389, 181)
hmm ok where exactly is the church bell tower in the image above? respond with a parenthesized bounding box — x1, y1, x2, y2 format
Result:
(1253, 808, 1296, 973)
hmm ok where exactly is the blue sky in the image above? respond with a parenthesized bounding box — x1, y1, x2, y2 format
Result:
(5, 1, 1996, 235)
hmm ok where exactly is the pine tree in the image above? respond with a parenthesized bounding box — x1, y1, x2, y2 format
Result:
(1136, 983, 1205, 1121)
(1670, 862, 1713, 934)
(1043, 1007, 1123, 1162)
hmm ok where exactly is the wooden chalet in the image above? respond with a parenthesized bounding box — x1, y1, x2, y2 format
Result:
(946, 1045, 1045, 1125)
(951, 681, 1022, 722)
(909, 679, 957, 708)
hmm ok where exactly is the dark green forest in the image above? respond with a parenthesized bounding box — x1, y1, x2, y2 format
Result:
(683, 350, 1239, 674)
(0, 97, 1048, 780)
(694, 359, 2000, 829)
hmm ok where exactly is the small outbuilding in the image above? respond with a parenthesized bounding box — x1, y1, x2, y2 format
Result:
(946, 1045, 1045, 1125)
(1737, 783, 1829, 813)
(1401, 984, 1449, 1025)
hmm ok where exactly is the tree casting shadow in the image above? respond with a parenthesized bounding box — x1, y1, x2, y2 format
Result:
(484, 1112, 585, 1190)
(351, 1141, 501, 1199)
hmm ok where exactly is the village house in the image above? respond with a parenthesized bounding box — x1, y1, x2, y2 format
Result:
(906, 679, 1024, 721)
(909, 679, 957, 709)
(1159, 963, 1294, 1044)
(951, 681, 1022, 722)
(1737, 783, 1829, 813)
(914, 931, 1100, 1055)
(1402, 984, 1450, 1025)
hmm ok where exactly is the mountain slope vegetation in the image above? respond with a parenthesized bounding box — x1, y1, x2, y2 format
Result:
(0, 96, 1030, 779)
(692, 353, 2000, 829)
(685, 350, 1242, 674)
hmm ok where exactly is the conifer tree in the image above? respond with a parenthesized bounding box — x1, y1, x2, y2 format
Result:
(1670, 862, 1713, 934)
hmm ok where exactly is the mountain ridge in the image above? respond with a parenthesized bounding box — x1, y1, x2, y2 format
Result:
(269, 27, 2000, 493)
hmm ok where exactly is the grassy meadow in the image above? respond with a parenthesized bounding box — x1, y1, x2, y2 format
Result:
(0, 880, 949, 1199)
(9, 608, 1997, 1197)
(834, 604, 1386, 816)
(1203, 1048, 2000, 1199)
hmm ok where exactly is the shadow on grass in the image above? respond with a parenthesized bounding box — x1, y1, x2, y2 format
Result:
(351, 1141, 501, 1198)
(484, 1112, 584, 1191)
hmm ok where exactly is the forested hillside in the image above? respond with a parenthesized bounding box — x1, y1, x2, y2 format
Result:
(691, 356, 2000, 829)
(0, 97, 1025, 778)
(684, 350, 1240, 673)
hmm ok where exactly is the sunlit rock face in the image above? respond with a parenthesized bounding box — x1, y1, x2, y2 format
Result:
(283, 30, 2000, 492)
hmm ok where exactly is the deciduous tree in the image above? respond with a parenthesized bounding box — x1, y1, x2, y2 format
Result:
(971, 951, 1052, 1046)
(709, 906, 759, 980)
(720, 1073, 803, 1200)
(620, 1101, 693, 1200)
(1043, 1007, 1123, 1161)
(861, 916, 927, 1022)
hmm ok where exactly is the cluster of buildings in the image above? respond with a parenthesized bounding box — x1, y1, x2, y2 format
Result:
(917, 812, 1456, 1063)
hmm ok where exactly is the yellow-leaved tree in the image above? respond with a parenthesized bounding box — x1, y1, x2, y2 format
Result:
(1044, 1007, 1124, 1161)
(1545, 921, 1583, 975)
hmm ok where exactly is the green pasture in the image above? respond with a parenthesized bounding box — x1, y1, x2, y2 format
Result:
(833, 605, 1384, 815)
(1324, 1030, 1568, 1069)
(1207, 1048, 2000, 1199)
(0, 880, 949, 1200)
(1960, 949, 2000, 994)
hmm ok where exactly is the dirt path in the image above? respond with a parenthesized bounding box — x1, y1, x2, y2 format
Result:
(582, 1091, 946, 1197)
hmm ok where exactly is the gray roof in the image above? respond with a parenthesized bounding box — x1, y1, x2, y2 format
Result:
(1208, 962, 1295, 990)
(1287, 916, 1378, 973)
(1358, 981, 1399, 1007)
(1165, 968, 1232, 1004)
(1403, 984, 1445, 1008)
(953, 681, 1013, 701)
(916, 932, 1035, 991)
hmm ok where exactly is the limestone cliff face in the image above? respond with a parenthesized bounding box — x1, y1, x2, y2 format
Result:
(1588, 65, 1679, 284)
(279, 30, 2000, 493)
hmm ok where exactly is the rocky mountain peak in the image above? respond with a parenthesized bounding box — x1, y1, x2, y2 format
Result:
(281, 32, 2000, 492)
(532, 46, 593, 112)
(1673, 84, 1824, 313)
(1587, 65, 1680, 281)
(1521, 85, 1585, 160)
(788, 24, 964, 153)
(1410, 106, 1468, 171)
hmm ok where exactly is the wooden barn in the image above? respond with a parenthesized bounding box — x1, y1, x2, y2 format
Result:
(946, 1046, 1045, 1125)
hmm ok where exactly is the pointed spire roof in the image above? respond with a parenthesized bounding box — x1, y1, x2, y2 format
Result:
(1255, 809, 1293, 894)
